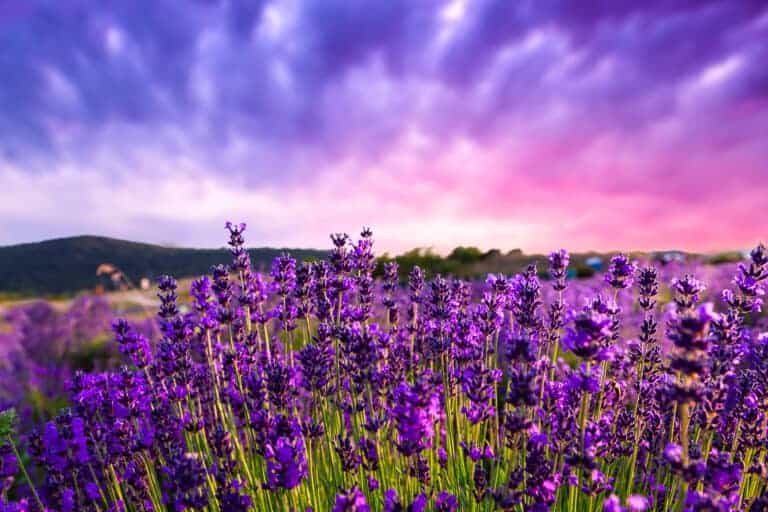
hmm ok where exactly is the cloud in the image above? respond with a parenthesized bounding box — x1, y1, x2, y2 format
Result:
(0, 0, 766, 251)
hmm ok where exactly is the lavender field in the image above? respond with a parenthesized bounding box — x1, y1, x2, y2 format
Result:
(3, 0, 768, 510)
(0, 223, 765, 511)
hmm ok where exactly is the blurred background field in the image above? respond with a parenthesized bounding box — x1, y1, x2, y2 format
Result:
(0, 234, 749, 301)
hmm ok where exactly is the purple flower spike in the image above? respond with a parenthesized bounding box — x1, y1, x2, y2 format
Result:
(332, 486, 370, 512)
(605, 254, 637, 289)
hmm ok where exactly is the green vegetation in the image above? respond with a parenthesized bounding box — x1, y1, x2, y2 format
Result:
(376, 246, 491, 278)
(708, 251, 744, 265)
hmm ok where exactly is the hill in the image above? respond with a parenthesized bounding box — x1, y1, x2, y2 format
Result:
(0, 236, 327, 296)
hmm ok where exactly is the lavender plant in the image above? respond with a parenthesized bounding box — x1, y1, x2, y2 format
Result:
(0, 226, 766, 512)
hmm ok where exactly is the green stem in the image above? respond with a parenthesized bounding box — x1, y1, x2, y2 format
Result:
(7, 436, 45, 511)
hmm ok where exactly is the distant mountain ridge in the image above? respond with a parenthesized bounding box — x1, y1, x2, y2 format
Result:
(0, 235, 738, 298)
(0, 236, 328, 296)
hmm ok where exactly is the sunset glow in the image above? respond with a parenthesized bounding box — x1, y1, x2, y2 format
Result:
(1, 1, 766, 253)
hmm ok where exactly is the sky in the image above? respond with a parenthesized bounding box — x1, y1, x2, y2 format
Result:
(0, 0, 766, 254)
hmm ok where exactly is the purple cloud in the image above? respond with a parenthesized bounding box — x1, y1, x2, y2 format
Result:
(0, 0, 766, 252)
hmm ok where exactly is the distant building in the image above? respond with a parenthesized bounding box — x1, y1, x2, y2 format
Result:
(656, 251, 685, 264)
(585, 256, 603, 271)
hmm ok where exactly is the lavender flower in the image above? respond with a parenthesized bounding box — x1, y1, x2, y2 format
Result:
(333, 486, 370, 512)
(670, 274, 706, 311)
(264, 436, 307, 490)
(391, 374, 441, 456)
(435, 491, 459, 512)
(508, 264, 543, 332)
(563, 308, 612, 361)
(605, 254, 637, 290)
